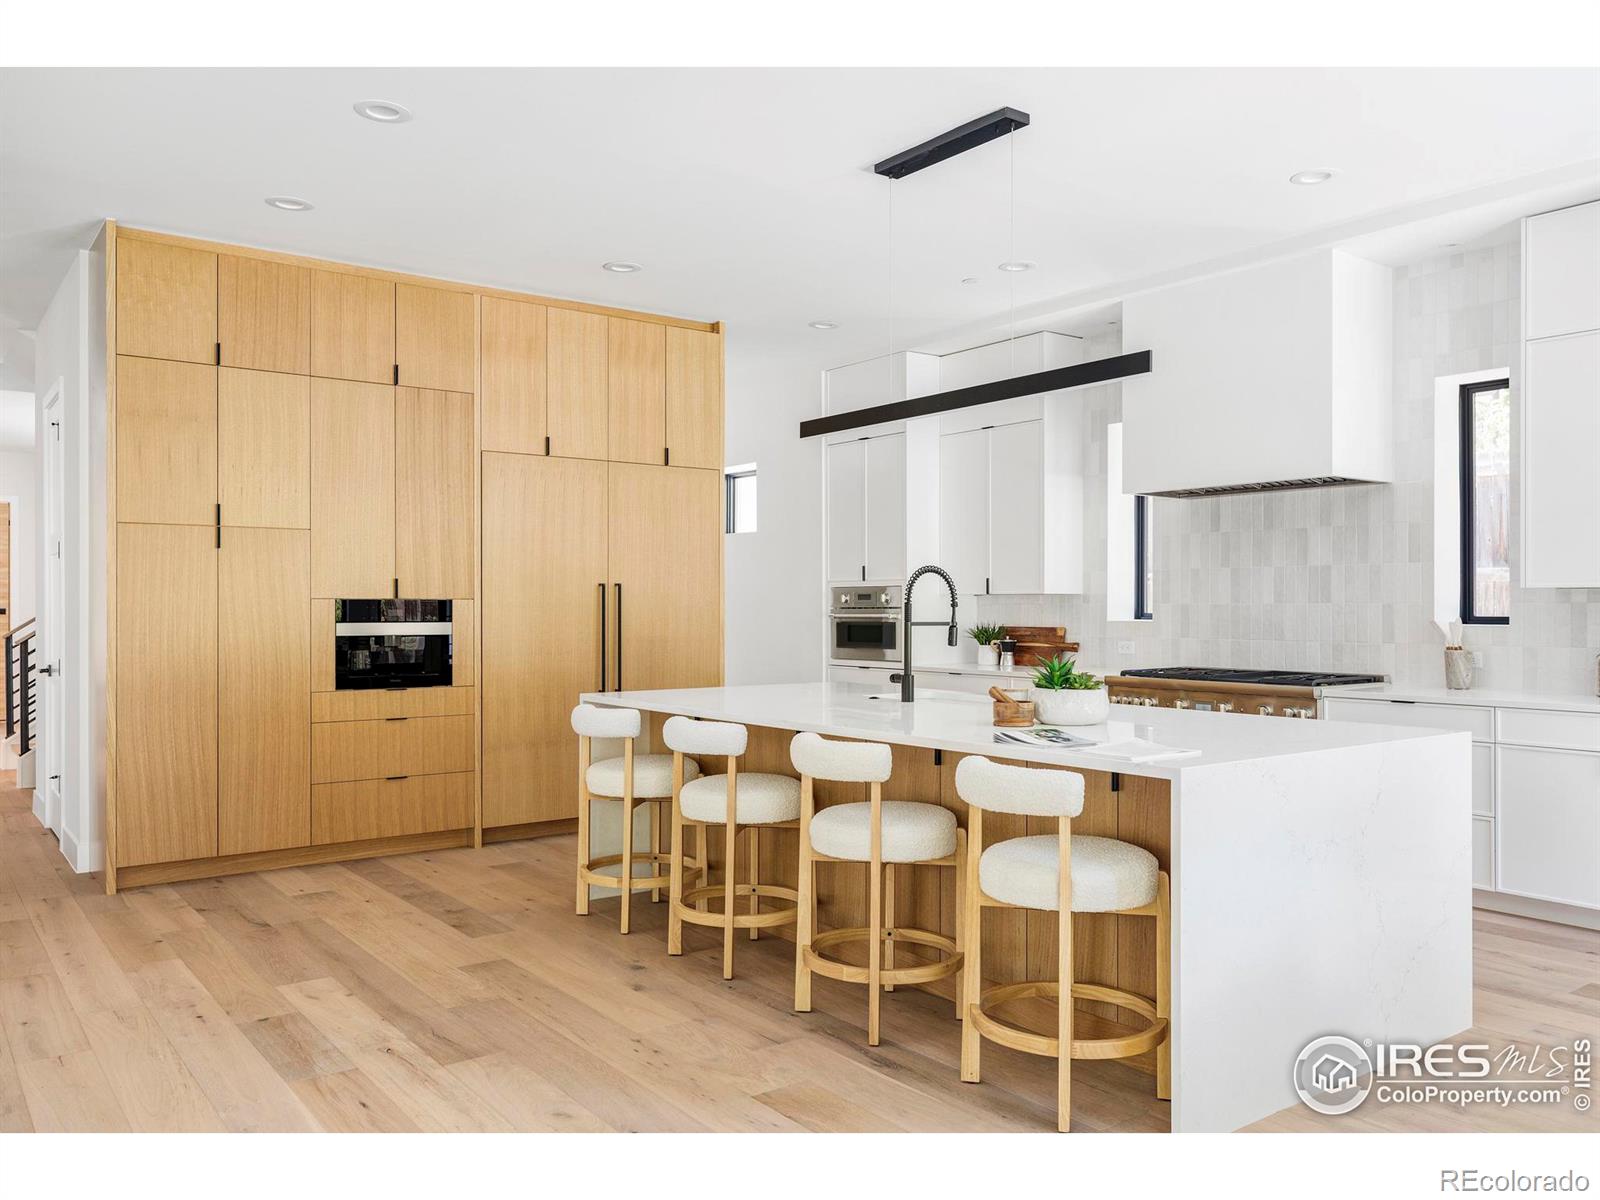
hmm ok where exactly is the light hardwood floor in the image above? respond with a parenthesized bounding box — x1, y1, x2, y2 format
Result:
(0, 773, 1594, 1133)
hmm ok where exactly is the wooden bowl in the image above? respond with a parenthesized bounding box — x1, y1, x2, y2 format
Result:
(991, 687, 1035, 727)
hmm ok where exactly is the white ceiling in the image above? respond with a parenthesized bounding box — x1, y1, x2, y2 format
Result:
(3, 67, 1599, 392)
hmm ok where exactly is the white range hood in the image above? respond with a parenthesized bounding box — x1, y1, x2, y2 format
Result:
(1121, 248, 1394, 497)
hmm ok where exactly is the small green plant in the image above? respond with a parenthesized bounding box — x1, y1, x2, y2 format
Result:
(1032, 654, 1102, 691)
(966, 623, 1008, 647)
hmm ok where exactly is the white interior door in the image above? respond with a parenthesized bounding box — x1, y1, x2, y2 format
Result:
(826, 439, 866, 583)
(40, 384, 65, 835)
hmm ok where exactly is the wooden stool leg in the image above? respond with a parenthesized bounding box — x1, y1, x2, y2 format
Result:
(722, 756, 738, 980)
(620, 798, 636, 935)
(1155, 870, 1172, 1101)
(668, 759, 686, 956)
(696, 823, 711, 912)
(575, 737, 591, 916)
(652, 801, 664, 903)
(795, 777, 814, 1013)
(1056, 815, 1074, 1133)
(867, 782, 883, 1047)
(960, 808, 983, 1082)
(748, 826, 760, 941)
(952, 830, 966, 1021)
(883, 863, 896, 992)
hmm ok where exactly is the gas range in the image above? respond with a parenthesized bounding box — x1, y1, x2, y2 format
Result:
(1105, 667, 1385, 718)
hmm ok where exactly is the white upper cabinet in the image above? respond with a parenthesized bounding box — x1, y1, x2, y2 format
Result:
(1121, 249, 1393, 496)
(1521, 200, 1600, 589)
(863, 433, 906, 582)
(938, 428, 989, 596)
(1524, 201, 1600, 341)
(939, 332, 1083, 434)
(822, 350, 941, 444)
(826, 431, 906, 584)
(988, 421, 1042, 593)
(826, 439, 868, 583)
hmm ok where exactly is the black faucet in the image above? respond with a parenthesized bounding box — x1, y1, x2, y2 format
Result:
(890, 564, 959, 703)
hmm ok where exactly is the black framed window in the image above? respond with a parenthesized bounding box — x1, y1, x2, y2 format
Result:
(1133, 493, 1153, 621)
(1459, 379, 1511, 624)
(725, 466, 757, 534)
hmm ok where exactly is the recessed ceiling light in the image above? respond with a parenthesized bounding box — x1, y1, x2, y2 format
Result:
(961, 277, 979, 285)
(354, 100, 412, 124)
(808, 320, 838, 330)
(601, 261, 643, 274)
(997, 260, 1035, 273)
(1288, 169, 1336, 186)
(264, 196, 314, 211)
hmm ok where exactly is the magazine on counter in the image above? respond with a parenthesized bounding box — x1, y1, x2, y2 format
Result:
(992, 725, 1095, 749)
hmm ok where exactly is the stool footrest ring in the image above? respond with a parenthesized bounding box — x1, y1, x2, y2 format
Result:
(968, 980, 1167, 1061)
(580, 853, 699, 893)
(801, 926, 964, 987)
(673, 883, 800, 930)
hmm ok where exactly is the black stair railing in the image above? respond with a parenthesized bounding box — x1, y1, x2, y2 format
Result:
(5, 620, 38, 758)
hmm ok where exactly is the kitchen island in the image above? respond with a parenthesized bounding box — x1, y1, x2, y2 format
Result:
(579, 682, 1473, 1132)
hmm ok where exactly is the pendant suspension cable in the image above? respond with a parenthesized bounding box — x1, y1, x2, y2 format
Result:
(1008, 131, 1016, 375)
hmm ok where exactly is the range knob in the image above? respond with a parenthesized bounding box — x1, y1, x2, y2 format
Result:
(1217, 702, 1234, 713)
(1258, 703, 1275, 716)
(1173, 699, 1191, 710)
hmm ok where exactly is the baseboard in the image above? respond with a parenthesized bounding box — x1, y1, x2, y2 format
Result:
(116, 827, 475, 890)
(57, 826, 105, 876)
(1475, 889, 1600, 931)
(485, 817, 578, 843)
(31, 788, 46, 826)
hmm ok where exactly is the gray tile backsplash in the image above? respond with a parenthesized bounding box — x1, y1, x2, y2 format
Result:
(975, 242, 1600, 695)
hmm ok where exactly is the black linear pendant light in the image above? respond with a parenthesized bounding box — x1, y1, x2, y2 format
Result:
(799, 107, 1152, 440)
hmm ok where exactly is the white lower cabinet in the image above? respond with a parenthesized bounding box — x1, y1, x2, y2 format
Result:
(1495, 744, 1600, 909)
(1472, 817, 1495, 890)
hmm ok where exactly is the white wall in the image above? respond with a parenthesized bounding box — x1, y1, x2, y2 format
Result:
(32, 241, 104, 873)
(0, 446, 37, 625)
(723, 338, 826, 684)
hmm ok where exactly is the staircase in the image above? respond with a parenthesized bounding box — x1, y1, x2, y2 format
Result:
(5, 620, 37, 787)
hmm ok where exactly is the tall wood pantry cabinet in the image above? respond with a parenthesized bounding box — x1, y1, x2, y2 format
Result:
(106, 225, 724, 890)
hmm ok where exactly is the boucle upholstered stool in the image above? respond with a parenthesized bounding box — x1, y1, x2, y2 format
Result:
(955, 755, 1170, 1132)
(571, 704, 705, 934)
(790, 732, 966, 1047)
(663, 716, 801, 980)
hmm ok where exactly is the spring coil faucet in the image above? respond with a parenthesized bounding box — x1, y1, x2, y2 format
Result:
(891, 565, 959, 702)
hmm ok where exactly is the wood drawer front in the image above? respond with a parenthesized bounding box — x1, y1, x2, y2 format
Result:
(1495, 707, 1600, 752)
(313, 772, 474, 844)
(312, 714, 475, 784)
(313, 687, 475, 723)
(1321, 698, 1493, 741)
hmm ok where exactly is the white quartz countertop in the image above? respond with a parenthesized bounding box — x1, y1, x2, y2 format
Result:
(1336, 683, 1600, 714)
(579, 681, 1459, 781)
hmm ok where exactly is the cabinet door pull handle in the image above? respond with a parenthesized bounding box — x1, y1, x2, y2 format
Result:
(393, 363, 400, 385)
(385, 775, 409, 781)
(598, 583, 607, 693)
(614, 582, 623, 691)
(215, 503, 221, 549)
(545, 435, 551, 456)
(215, 341, 222, 365)
(385, 716, 408, 722)
(393, 577, 400, 599)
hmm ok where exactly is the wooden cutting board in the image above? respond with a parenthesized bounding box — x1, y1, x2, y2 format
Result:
(1005, 627, 1079, 668)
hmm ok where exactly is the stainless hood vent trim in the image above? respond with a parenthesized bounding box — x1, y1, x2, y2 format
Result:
(1145, 476, 1382, 499)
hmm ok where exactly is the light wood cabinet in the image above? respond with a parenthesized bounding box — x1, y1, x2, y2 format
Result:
(313, 773, 474, 845)
(608, 318, 666, 465)
(116, 356, 216, 526)
(548, 308, 608, 460)
(117, 238, 217, 365)
(312, 714, 475, 784)
(219, 255, 310, 374)
(608, 462, 721, 691)
(310, 270, 394, 384)
(219, 527, 310, 855)
(396, 284, 475, 393)
(116, 524, 218, 866)
(310, 379, 395, 597)
(480, 297, 547, 454)
(219, 369, 310, 528)
(666, 327, 722, 469)
(396, 388, 475, 597)
(481, 453, 608, 827)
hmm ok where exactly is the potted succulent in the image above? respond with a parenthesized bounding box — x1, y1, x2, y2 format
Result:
(967, 623, 1008, 668)
(1031, 654, 1110, 725)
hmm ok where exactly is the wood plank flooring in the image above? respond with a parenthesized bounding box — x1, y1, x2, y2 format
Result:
(1, 773, 1594, 1133)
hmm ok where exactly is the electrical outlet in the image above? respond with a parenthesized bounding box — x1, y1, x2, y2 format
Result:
(1117, 640, 1136, 655)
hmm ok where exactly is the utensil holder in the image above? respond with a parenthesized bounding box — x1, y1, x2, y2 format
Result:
(990, 687, 1035, 727)
(1444, 648, 1473, 690)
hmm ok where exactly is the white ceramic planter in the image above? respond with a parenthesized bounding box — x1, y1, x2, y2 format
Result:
(976, 644, 1000, 667)
(1033, 687, 1110, 726)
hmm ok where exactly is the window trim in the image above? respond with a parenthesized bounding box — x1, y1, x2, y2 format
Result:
(1133, 493, 1153, 621)
(725, 465, 756, 535)
(1458, 378, 1510, 626)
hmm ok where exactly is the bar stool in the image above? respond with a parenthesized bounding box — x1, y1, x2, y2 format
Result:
(571, 703, 705, 934)
(955, 755, 1170, 1133)
(790, 731, 965, 1046)
(664, 716, 801, 980)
